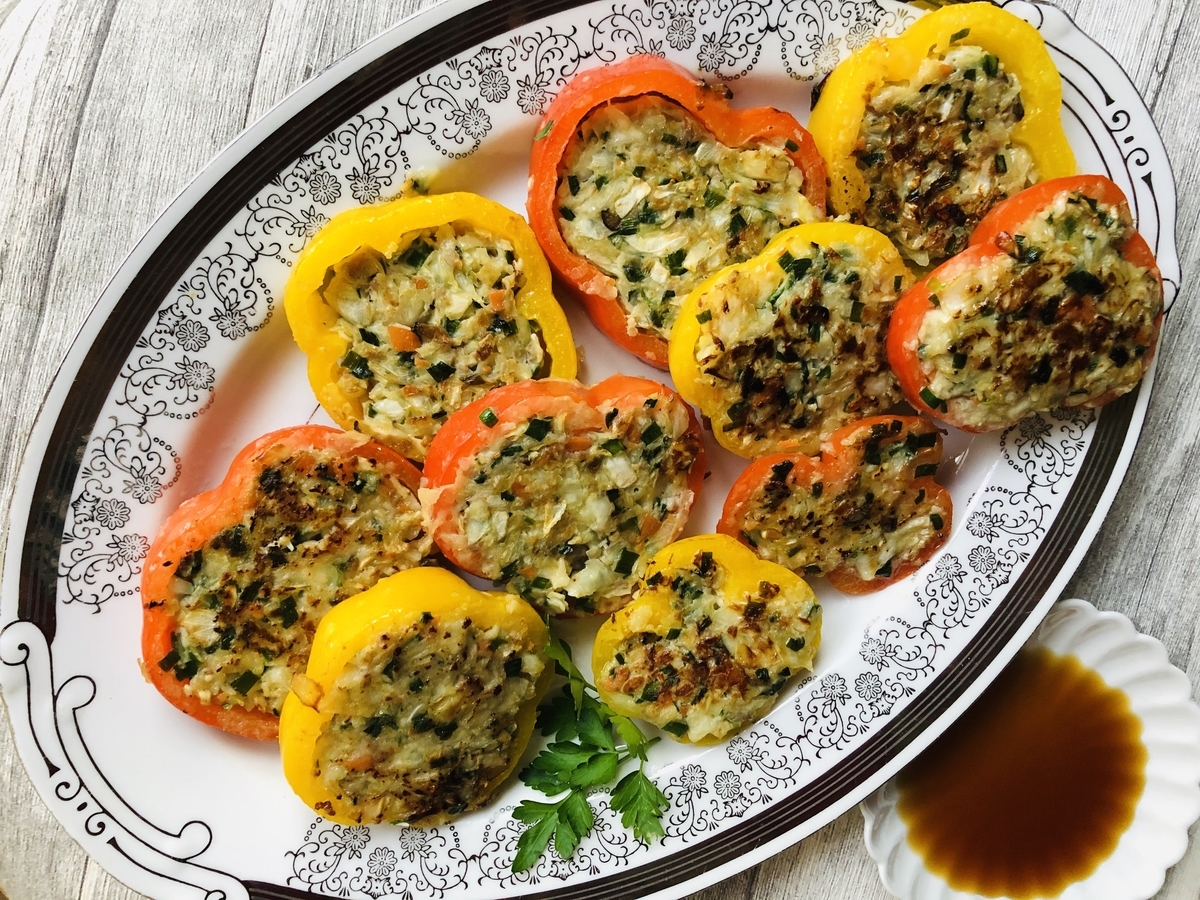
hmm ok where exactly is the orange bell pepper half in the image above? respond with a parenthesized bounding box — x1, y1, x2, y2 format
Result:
(421, 375, 705, 616)
(719, 415, 951, 594)
(887, 175, 1164, 432)
(141, 425, 430, 740)
(527, 54, 827, 368)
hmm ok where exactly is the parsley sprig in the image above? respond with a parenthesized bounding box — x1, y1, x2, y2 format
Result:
(511, 636, 669, 872)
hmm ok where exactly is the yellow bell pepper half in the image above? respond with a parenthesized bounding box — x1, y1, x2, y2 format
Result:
(593, 534, 821, 745)
(284, 192, 577, 460)
(280, 567, 552, 827)
(808, 3, 1075, 222)
(669, 221, 912, 457)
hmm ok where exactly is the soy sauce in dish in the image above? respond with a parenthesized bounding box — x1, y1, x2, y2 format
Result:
(897, 646, 1146, 899)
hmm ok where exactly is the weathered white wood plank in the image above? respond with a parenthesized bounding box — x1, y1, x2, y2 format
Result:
(0, 1, 1198, 900)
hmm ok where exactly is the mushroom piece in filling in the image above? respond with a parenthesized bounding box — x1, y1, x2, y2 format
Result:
(313, 615, 546, 825)
(854, 45, 1037, 266)
(164, 450, 430, 716)
(328, 223, 545, 460)
(557, 97, 820, 338)
(692, 238, 905, 455)
(914, 191, 1162, 431)
(596, 547, 821, 743)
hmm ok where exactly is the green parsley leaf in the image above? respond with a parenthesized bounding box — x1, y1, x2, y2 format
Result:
(610, 769, 669, 842)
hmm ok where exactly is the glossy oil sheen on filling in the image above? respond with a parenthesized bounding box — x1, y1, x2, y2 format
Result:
(897, 646, 1146, 899)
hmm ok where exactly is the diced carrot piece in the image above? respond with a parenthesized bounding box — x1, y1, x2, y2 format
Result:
(489, 289, 506, 311)
(388, 325, 421, 351)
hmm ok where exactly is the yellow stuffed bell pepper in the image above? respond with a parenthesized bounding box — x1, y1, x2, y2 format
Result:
(808, 2, 1075, 266)
(669, 221, 912, 457)
(593, 534, 821, 745)
(285, 192, 577, 461)
(280, 567, 552, 826)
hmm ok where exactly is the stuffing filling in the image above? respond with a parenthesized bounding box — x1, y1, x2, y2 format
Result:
(915, 191, 1162, 431)
(598, 549, 821, 742)
(737, 420, 948, 583)
(558, 97, 819, 338)
(854, 45, 1036, 266)
(693, 240, 903, 454)
(314, 615, 545, 825)
(328, 223, 544, 460)
(437, 397, 701, 616)
(160, 448, 429, 715)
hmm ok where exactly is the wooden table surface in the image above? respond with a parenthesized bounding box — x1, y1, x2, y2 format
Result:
(0, 0, 1197, 898)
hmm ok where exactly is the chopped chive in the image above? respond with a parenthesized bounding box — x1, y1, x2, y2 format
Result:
(696, 309, 712, 324)
(602, 438, 625, 455)
(994, 153, 1008, 174)
(874, 560, 893, 578)
(916, 431, 938, 448)
(785, 138, 799, 152)
(949, 27, 970, 43)
(982, 53, 999, 77)
(615, 548, 639, 576)
(534, 119, 554, 140)
(666, 628, 682, 640)
(428, 361, 454, 383)
(479, 407, 499, 427)
(230, 670, 260, 695)
(641, 422, 663, 444)
(525, 417, 552, 441)
(919, 387, 946, 411)
(531, 576, 552, 590)
(930, 513, 944, 530)
(786, 636, 806, 651)
(894, 274, 903, 291)
(663, 721, 688, 737)
(915, 463, 939, 478)
(340, 350, 372, 380)
(559, 206, 575, 221)
(404, 239, 433, 269)
(661, 133, 679, 145)
(953, 352, 968, 370)
(704, 188, 724, 208)
(633, 165, 646, 177)
(567, 174, 579, 195)
(728, 211, 747, 237)
(850, 300, 864, 323)
(358, 328, 380, 346)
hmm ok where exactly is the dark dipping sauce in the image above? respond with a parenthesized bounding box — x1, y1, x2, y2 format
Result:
(897, 646, 1146, 899)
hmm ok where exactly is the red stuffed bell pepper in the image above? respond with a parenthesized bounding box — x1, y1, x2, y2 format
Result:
(527, 54, 827, 368)
(719, 416, 951, 594)
(888, 175, 1164, 433)
(421, 375, 705, 616)
(141, 425, 432, 740)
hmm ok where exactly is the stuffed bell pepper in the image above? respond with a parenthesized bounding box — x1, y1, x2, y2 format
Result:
(141, 426, 433, 740)
(285, 192, 577, 461)
(808, 2, 1075, 266)
(420, 375, 705, 616)
(280, 568, 552, 826)
(527, 54, 827, 368)
(593, 535, 821, 744)
(719, 416, 951, 594)
(888, 175, 1163, 432)
(670, 221, 911, 457)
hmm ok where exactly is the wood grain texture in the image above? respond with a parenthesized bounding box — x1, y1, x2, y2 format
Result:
(0, 0, 1196, 899)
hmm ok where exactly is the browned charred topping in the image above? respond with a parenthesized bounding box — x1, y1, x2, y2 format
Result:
(737, 419, 948, 583)
(854, 46, 1036, 265)
(164, 448, 429, 715)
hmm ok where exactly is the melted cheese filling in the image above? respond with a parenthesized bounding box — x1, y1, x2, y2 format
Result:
(694, 240, 902, 455)
(599, 550, 821, 742)
(438, 399, 700, 616)
(558, 98, 819, 338)
(164, 449, 429, 715)
(855, 45, 1036, 266)
(738, 423, 948, 582)
(916, 191, 1162, 431)
(329, 223, 544, 460)
(314, 615, 545, 825)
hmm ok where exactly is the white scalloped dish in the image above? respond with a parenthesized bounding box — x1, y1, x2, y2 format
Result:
(862, 598, 1200, 900)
